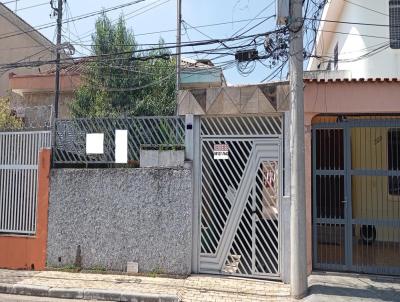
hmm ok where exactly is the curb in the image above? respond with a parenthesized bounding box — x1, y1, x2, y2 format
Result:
(0, 283, 179, 302)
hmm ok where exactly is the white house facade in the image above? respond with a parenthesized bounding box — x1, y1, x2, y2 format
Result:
(307, 0, 400, 78)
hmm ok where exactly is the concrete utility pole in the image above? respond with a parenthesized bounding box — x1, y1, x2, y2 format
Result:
(289, 0, 308, 298)
(53, 0, 63, 119)
(175, 0, 182, 103)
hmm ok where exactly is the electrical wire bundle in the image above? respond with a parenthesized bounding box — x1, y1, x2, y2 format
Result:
(0, 0, 396, 86)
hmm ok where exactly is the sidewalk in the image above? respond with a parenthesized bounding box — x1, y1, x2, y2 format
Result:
(305, 272, 400, 302)
(0, 269, 291, 302)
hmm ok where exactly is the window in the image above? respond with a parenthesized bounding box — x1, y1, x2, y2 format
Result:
(326, 61, 332, 71)
(334, 43, 339, 70)
(390, 0, 400, 49)
(388, 129, 400, 195)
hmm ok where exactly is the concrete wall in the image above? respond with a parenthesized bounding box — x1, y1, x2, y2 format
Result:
(47, 168, 192, 275)
(10, 91, 74, 120)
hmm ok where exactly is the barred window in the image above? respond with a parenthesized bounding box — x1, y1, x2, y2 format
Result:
(390, 0, 400, 49)
(388, 129, 400, 195)
(334, 43, 339, 70)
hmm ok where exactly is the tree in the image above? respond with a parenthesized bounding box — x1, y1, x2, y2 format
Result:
(0, 97, 22, 130)
(70, 13, 176, 117)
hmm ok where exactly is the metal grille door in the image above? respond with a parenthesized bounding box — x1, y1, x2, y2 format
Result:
(0, 131, 51, 235)
(199, 116, 282, 279)
(313, 118, 400, 275)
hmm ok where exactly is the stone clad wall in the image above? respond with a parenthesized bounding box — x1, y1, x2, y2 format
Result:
(47, 168, 192, 275)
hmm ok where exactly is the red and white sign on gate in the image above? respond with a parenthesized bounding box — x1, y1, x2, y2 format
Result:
(214, 143, 229, 160)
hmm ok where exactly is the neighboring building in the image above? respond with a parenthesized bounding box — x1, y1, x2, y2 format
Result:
(306, 1, 400, 277)
(0, 3, 57, 97)
(9, 64, 81, 120)
(181, 58, 226, 89)
(9, 57, 225, 121)
(307, 0, 400, 78)
(304, 77, 400, 277)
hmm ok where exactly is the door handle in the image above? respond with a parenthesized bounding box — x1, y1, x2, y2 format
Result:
(341, 200, 347, 204)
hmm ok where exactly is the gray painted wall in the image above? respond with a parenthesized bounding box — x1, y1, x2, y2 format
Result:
(47, 168, 192, 275)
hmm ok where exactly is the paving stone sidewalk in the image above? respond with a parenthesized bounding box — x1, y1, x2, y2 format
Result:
(305, 272, 400, 302)
(0, 269, 292, 302)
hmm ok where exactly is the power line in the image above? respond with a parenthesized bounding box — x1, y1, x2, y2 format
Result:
(63, 1, 93, 55)
(74, 29, 273, 52)
(6, 1, 49, 11)
(306, 17, 394, 28)
(306, 26, 392, 41)
(0, 28, 285, 69)
(311, 42, 390, 64)
(205, 0, 276, 62)
(72, 15, 284, 44)
(0, 0, 35, 5)
(0, 0, 147, 40)
(312, 41, 389, 56)
(182, 21, 200, 60)
(261, 58, 287, 82)
(67, 36, 265, 50)
(76, 0, 171, 42)
(344, 0, 388, 16)
(231, 0, 275, 38)
(0, 44, 56, 76)
(77, 59, 236, 94)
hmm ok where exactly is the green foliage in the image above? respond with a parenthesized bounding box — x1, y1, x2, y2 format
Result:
(70, 13, 176, 117)
(0, 98, 23, 130)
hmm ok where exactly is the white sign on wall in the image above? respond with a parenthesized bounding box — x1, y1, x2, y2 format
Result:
(86, 133, 104, 154)
(115, 130, 128, 164)
(214, 144, 229, 160)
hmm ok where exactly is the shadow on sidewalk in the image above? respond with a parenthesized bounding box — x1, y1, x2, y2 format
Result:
(307, 284, 400, 301)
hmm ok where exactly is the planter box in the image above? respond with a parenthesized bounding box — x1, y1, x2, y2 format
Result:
(140, 149, 185, 168)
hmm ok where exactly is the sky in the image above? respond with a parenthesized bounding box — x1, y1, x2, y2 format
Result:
(3, 0, 281, 85)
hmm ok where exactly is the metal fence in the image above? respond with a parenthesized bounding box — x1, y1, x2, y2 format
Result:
(0, 104, 52, 235)
(53, 116, 185, 165)
(0, 131, 51, 234)
(1, 105, 53, 132)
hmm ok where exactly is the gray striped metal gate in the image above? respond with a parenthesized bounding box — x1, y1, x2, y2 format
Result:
(199, 115, 283, 279)
(313, 117, 400, 275)
(0, 131, 51, 235)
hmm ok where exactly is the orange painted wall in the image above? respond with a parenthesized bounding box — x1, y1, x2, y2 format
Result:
(0, 148, 51, 270)
(304, 80, 400, 273)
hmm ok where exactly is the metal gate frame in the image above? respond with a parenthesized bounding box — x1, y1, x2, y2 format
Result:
(0, 130, 51, 235)
(196, 115, 284, 280)
(312, 118, 400, 275)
